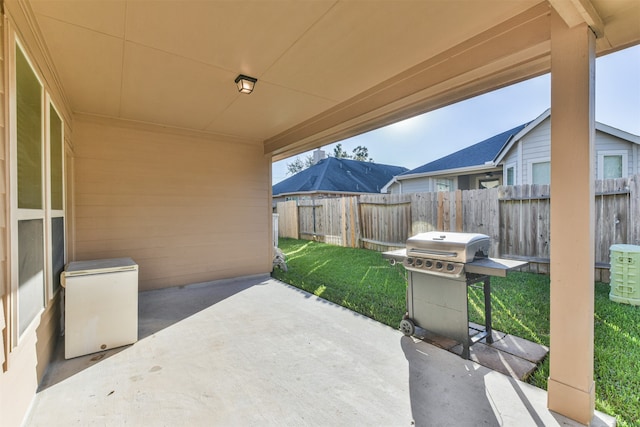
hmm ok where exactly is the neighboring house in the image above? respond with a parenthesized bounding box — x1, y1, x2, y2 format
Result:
(383, 109, 640, 194)
(273, 152, 407, 205)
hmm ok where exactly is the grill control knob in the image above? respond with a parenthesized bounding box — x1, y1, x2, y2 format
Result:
(415, 259, 423, 268)
(435, 262, 443, 270)
(425, 260, 433, 268)
(446, 263, 455, 271)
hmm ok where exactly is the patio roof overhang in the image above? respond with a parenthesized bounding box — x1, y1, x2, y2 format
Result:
(15, 0, 640, 162)
(6, 1, 640, 425)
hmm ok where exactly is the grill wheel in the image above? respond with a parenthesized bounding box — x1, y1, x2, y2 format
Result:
(399, 318, 415, 336)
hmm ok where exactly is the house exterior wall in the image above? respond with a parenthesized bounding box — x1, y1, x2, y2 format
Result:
(1, 5, 72, 426)
(512, 118, 637, 184)
(390, 172, 505, 193)
(388, 176, 437, 194)
(385, 181, 401, 194)
(392, 117, 638, 193)
(0, 4, 271, 424)
(594, 131, 637, 178)
(518, 117, 552, 185)
(73, 116, 272, 291)
(502, 145, 520, 183)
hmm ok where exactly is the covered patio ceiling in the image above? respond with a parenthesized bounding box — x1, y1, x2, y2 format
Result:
(25, 0, 640, 161)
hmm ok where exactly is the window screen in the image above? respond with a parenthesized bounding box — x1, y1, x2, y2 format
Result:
(18, 219, 45, 335)
(436, 178, 453, 192)
(50, 105, 63, 210)
(603, 155, 623, 179)
(532, 161, 550, 185)
(506, 167, 515, 186)
(16, 47, 42, 210)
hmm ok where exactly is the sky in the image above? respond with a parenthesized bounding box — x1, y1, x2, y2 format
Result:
(272, 45, 640, 185)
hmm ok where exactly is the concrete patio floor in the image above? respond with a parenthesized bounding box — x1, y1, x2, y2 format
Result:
(25, 275, 614, 426)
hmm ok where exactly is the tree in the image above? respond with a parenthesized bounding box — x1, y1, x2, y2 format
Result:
(333, 143, 350, 159)
(333, 144, 373, 162)
(286, 158, 304, 175)
(351, 145, 373, 162)
(286, 154, 314, 175)
(286, 144, 374, 176)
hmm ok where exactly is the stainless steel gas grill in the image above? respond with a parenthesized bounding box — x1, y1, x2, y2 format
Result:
(384, 231, 526, 359)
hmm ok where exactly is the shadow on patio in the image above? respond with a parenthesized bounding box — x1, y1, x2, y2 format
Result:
(26, 276, 613, 426)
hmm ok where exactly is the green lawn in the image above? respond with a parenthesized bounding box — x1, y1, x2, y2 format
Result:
(272, 238, 640, 427)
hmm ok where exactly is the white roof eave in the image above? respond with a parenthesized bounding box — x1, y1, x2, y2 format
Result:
(394, 164, 500, 181)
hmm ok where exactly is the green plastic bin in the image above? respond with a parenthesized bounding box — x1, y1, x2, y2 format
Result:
(609, 244, 640, 306)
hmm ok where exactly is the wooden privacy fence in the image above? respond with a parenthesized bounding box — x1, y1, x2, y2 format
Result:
(278, 197, 361, 248)
(276, 174, 640, 280)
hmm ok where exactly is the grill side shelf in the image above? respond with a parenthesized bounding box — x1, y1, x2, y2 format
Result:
(382, 249, 407, 265)
(465, 258, 528, 277)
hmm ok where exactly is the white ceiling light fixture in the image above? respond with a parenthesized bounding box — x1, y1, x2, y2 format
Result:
(234, 74, 258, 94)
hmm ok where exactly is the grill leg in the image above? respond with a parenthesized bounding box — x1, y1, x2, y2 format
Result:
(462, 343, 470, 360)
(484, 277, 493, 344)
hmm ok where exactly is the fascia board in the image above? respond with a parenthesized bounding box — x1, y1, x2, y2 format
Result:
(494, 109, 550, 164)
(596, 122, 640, 144)
(395, 164, 498, 181)
(380, 177, 397, 193)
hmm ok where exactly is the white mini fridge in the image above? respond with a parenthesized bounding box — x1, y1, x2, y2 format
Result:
(61, 257, 138, 359)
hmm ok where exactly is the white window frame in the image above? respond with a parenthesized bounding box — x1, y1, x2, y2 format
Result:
(597, 150, 627, 180)
(8, 36, 66, 348)
(47, 101, 66, 298)
(504, 162, 516, 186)
(528, 158, 551, 185)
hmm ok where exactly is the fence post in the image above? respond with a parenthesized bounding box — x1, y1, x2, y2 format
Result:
(488, 187, 500, 256)
(437, 192, 444, 230)
(350, 196, 360, 248)
(630, 174, 640, 245)
(339, 197, 359, 248)
(312, 199, 317, 236)
(455, 190, 463, 232)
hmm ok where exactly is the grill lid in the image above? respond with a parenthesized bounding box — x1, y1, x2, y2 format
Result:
(406, 232, 490, 264)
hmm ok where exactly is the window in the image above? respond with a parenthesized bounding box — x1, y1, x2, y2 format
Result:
(506, 165, 515, 186)
(597, 151, 627, 179)
(435, 178, 453, 192)
(17, 220, 44, 335)
(16, 45, 45, 335)
(603, 156, 622, 178)
(12, 42, 65, 339)
(531, 160, 550, 185)
(50, 105, 65, 293)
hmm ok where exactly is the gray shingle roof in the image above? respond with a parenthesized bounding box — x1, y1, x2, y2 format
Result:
(400, 122, 529, 176)
(273, 157, 408, 195)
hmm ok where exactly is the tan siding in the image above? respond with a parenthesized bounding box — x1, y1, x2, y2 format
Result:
(0, 10, 7, 302)
(34, 294, 61, 380)
(0, 18, 8, 409)
(73, 117, 271, 290)
(0, 9, 71, 425)
(0, 295, 59, 427)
